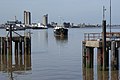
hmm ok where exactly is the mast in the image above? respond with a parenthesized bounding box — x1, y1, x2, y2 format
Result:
(110, 0, 112, 37)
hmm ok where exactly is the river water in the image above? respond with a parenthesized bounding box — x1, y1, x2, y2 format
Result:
(0, 28, 120, 80)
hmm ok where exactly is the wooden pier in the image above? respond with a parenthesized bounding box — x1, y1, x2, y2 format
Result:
(0, 33, 31, 72)
(82, 33, 120, 70)
(82, 20, 120, 70)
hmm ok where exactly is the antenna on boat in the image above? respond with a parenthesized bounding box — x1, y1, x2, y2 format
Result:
(15, 16, 17, 21)
(110, 0, 112, 38)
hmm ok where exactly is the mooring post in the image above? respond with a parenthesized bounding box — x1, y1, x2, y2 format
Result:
(0, 37, 2, 55)
(24, 36, 26, 67)
(28, 37, 31, 68)
(97, 47, 103, 70)
(86, 47, 90, 68)
(26, 37, 31, 67)
(106, 47, 109, 69)
(8, 24, 12, 72)
(4, 40, 7, 68)
(0, 37, 1, 68)
(86, 47, 94, 68)
(15, 41, 18, 66)
(1, 38, 3, 60)
(19, 40, 23, 66)
(111, 41, 119, 70)
(102, 20, 108, 70)
(90, 47, 94, 68)
(115, 47, 119, 70)
(1, 37, 5, 71)
(82, 41, 86, 68)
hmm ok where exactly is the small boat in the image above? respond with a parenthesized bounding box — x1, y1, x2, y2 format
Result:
(54, 26, 68, 37)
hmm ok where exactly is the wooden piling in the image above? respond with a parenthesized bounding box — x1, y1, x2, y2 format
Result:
(15, 41, 18, 66)
(19, 41, 23, 66)
(115, 48, 119, 70)
(90, 47, 94, 68)
(105, 47, 109, 69)
(98, 71, 109, 80)
(83, 68, 94, 80)
(97, 48, 103, 70)
(28, 37, 31, 68)
(82, 41, 86, 68)
(24, 36, 27, 69)
(8, 24, 12, 72)
(102, 20, 108, 70)
(4, 40, 7, 69)
(111, 41, 119, 70)
(0, 37, 1, 71)
(86, 47, 94, 68)
(0, 31, 31, 72)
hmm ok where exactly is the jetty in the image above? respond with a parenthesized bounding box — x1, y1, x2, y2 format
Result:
(0, 24, 31, 80)
(82, 20, 120, 70)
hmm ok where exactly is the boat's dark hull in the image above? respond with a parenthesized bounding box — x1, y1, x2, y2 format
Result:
(54, 28, 68, 37)
(32, 27, 48, 29)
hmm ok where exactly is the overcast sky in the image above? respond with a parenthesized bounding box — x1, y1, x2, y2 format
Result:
(0, 0, 119, 24)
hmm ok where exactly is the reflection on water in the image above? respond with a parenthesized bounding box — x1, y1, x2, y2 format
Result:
(32, 30, 48, 53)
(83, 68, 120, 80)
(83, 68, 94, 80)
(54, 36, 68, 44)
(0, 53, 31, 80)
(0, 33, 32, 80)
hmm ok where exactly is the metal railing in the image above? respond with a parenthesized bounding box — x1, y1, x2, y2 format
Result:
(84, 33, 102, 41)
(84, 32, 120, 41)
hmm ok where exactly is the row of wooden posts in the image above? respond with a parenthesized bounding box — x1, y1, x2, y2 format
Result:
(0, 33, 31, 72)
(82, 41, 119, 70)
(82, 20, 120, 71)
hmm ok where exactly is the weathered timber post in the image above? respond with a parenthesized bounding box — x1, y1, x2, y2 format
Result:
(0, 37, 2, 55)
(86, 69, 94, 80)
(28, 37, 31, 68)
(19, 40, 23, 66)
(24, 35, 27, 69)
(111, 41, 119, 70)
(83, 68, 94, 80)
(86, 47, 90, 68)
(15, 41, 18, 66)
(0, 37, 1, 69)
(102, 20, 108, 70)
(97, 48, 103, 70)
(86, 47, 94, 68)
(111, 70, 119, 80)
(106, 47, 109, 69)
(1, 38, 4, 66)
(3, 40, 7, 69)
(98, 70, 109, 80)
(82, 41, 86, 67)
(1, 38, 5, 71)
(8, 24, 12, 72)
(90, 47, 94, 68)
(115, 48, 119, 70)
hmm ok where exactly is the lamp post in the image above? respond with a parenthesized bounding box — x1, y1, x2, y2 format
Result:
(103, 6, 106, 20)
